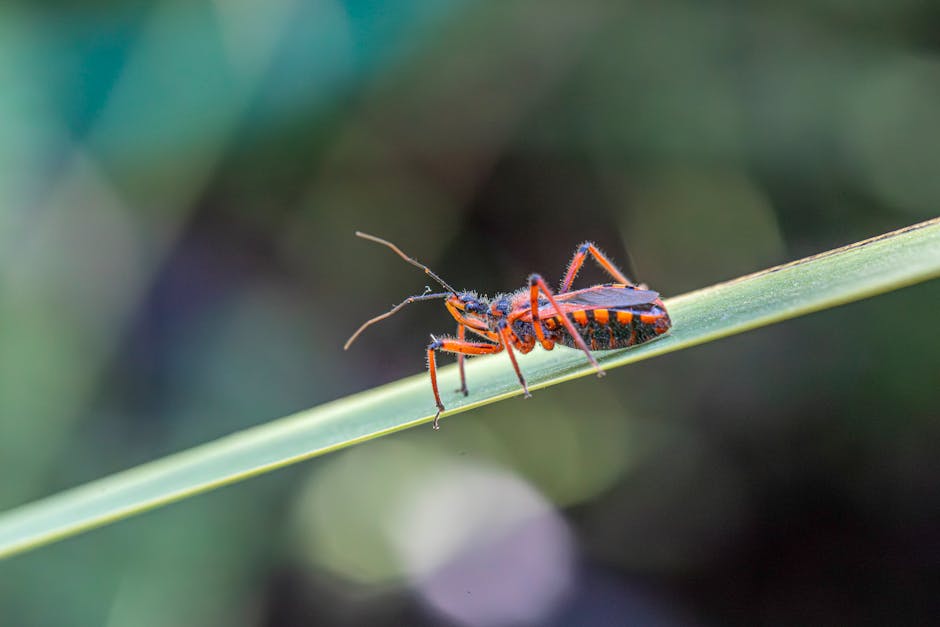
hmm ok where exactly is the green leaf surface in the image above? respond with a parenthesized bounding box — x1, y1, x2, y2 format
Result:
(1, 218, 938, 560)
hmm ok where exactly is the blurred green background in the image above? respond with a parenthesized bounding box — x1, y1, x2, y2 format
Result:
(1, 1, 938, 625)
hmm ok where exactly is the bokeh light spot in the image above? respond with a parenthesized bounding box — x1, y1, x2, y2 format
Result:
(391, 463, 574, 627)
(292, 438, 575, 625)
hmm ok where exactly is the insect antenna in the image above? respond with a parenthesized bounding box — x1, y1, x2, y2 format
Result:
(355, 232, 458, 294)
(344, 290, 450, 350)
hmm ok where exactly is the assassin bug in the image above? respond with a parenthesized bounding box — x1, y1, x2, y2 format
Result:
(344, 232, 671, 429)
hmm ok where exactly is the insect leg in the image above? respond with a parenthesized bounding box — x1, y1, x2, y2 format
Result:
(427, 336, 502, 429)
(427, 345, 445, 426)
(560, 242, 633, 293)
(497, 322, 532, 399)
(524, 279, 556, 351)
(530, 273, 605, 377)
(456, 323, 468, 396)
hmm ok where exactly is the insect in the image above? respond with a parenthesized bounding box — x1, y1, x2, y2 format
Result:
(344, 232, 671, 429)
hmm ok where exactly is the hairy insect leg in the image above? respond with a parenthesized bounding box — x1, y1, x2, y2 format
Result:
(456, 323, 469, 396)
(427, 336, 501, 429)
(560, 242, 633, 293)
(530, 273, 605, 377)
(524, 280, 556, 351)
(496, 323, 531, 399)
(426, 346, 445, 427)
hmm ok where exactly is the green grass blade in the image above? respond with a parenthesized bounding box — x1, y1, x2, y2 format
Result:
(1, 217, 938, 560)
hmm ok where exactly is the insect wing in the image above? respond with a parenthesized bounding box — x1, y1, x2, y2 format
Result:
(525, 286, 662, 321)
(557, 286, 660, 309)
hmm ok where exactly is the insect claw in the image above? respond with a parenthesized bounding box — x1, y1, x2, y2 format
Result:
(432, 407, 444, 430)
(519, 379, 532, 398)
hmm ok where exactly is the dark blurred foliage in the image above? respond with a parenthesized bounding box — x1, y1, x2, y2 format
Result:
(1, 1, 938, 626)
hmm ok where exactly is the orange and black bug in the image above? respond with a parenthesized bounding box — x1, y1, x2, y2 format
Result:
(344, 232, 671, 429)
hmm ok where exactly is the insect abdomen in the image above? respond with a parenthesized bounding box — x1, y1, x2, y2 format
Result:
(540, 307, 670, 350)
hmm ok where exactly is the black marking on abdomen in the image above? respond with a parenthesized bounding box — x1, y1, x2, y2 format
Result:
(555, 312, 639, 350)
(521, 304, 669, 351)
